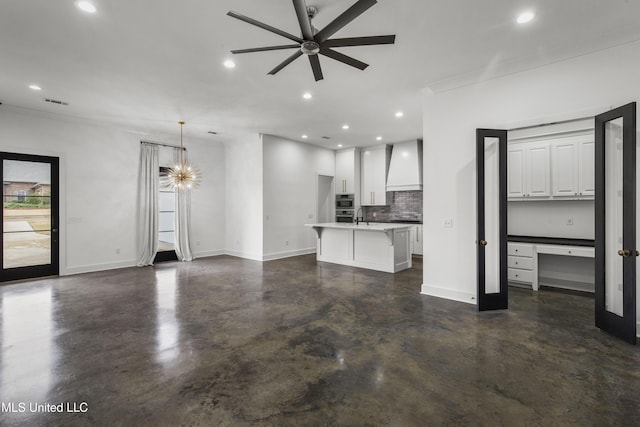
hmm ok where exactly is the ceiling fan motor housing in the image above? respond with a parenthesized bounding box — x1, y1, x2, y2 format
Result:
(301, 41, 320, 55)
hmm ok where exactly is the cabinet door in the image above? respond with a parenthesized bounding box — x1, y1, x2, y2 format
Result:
(578, 140, 595, 197)
(552, 140, 578, 197)
(526, 144, 550, 197)
(335, 150, 352, 194)
(361, 147, 387, 206)
(413, 224, 423, 255)
(361, 149, 374, 205)
(507, 147, 525, 199)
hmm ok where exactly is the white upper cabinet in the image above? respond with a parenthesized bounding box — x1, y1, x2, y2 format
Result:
(551, 136, 594, 199)
(526, 144, 551, 197)
(361, 145, 391, 206)
(507, 142, 550, 199)
(335, 148, 360, 195)
(578, 139, 595, 197)
(510, 134, 594, 201)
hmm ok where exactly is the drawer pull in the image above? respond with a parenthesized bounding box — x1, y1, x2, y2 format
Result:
(618, 249, 631, 257)
(515, 261, 518, 265)
(568, 250, 571, 254)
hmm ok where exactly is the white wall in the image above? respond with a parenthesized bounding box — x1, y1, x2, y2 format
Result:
(422, 39, 640, 305)
(262, 134, 335, 260)
(224, 134, 263, 260)
(508, 201, 594, 239)
(0, 106, 225, 274)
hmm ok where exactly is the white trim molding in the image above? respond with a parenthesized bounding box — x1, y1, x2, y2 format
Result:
(421, 283, 475, 305)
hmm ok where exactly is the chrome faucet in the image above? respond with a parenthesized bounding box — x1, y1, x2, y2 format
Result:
(355, 207, 364, 225)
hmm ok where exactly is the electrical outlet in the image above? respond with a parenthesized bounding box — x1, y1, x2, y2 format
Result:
(285, 241, 289, 246)
(115, 248, 120, 254)
(308, 214, 313, 219)
(443, 218, 453, 228)
(373, 212, 377, 218)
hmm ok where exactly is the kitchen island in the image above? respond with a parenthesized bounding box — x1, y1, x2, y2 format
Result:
(305, 222, 412, 273)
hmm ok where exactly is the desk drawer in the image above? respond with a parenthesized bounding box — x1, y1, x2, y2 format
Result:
(535, 244, 595, 258)
(508, 256, 533, 270)
(508, 268, 533, 283)
(508, 243, 534, 257)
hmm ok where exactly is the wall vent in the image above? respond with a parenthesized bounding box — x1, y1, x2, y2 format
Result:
(44, 98, 69, 106)
(321, 136, 331, 139)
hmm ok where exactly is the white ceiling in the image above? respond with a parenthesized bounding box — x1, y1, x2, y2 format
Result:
(1, 0, 640, 149)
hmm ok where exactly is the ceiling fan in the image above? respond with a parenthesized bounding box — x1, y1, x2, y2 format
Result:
(227, 0, 396, 81)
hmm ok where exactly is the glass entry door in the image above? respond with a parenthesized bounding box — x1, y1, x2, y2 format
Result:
(476, 129, 508, 311)
(595, 103, 637, 344)
(1, 152, 59, 281)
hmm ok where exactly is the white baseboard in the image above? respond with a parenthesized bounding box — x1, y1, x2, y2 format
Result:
(193, 249, 225, 259)
(223, 249, 264, 262)
(420, 283, 475, 305)
(63, 259, 137, 276)
(637, 322, 640, 338)
(262, 248, 316, 261)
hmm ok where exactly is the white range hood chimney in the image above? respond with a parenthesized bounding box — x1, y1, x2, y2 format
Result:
(386, 139, 423, 191)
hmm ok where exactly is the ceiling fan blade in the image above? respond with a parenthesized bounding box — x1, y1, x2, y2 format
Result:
(319, 48, 368, 70)
(231, 44, 300, 54)
(315, 0, 377, 43)
(268, 50, 303, 75)
(227, 11, 303, 44)
(308, 55, 324, 81)
(293, 0, 314, 41)
(323, 35, 395, 48)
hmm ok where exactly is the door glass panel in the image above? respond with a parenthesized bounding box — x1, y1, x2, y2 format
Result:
(484, 137, 500, 294)
(158, 167, 176, 252)
(3, 160, 51, 268)
(604, 117, 624, 316)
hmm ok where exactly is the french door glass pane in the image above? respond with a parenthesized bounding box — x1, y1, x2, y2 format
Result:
(3, 160, 51, 268)
(158, 184, 175, 252)
(604, 117, 624, 316)
(484, 137, 500, 294)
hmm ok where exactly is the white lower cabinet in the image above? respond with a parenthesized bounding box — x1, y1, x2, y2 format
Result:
(507, 243, 534, 287)
(412, 224, 423, 255)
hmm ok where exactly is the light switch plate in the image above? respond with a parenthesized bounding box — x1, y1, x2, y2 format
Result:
(443, 218, 453, 228)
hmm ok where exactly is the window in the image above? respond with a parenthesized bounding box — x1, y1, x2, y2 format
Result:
(16, 190, 26, 202)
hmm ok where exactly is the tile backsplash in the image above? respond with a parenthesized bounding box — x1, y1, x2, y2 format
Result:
(362, 191, 423, 222)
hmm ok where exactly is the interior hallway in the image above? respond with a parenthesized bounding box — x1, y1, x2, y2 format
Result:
(1, 255, 639, 426)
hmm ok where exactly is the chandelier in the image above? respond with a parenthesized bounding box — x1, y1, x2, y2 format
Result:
(167, 121, 200, 190)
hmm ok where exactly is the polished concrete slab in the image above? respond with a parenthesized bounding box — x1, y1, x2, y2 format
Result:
(1, 254, 639, 426)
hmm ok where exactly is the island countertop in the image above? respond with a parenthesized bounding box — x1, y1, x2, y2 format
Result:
(305, 222, 412, 231)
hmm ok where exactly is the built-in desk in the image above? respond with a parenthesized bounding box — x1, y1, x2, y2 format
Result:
(508, 236, 595, 292)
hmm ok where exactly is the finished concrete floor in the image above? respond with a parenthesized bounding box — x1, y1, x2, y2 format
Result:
(1, 254, 639, 426)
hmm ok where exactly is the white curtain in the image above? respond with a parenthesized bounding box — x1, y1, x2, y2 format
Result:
(174, 147, 194, 261)
(136, 143, 159, 266)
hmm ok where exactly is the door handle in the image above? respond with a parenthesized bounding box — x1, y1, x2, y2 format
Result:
(618, 249, 631, 257)
(479, 240, 487, 246)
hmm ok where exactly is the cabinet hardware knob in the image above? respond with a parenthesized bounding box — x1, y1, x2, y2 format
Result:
(568, 251, 572, 254)
(515, 262, 518, 265)
(479, 240, 487, 246)
(618, 249, 631, 257)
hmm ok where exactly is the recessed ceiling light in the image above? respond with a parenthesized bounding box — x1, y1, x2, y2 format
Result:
(395, 111, 404, 118)
(517, 11, 535, 24)
(342, 124, 349, 130)
(337, 144, 343, 148)
(376, 136, 382, 141)
(75, 1, 97, 13)
(303, 92, 312, 100)
(28, 84, 42, 91)
(302, 134, 308, 139)
(223, 59, 236, 69)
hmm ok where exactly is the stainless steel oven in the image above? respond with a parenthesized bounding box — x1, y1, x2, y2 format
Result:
(336, 210, 354, 223)
(336, 194, 354, 209)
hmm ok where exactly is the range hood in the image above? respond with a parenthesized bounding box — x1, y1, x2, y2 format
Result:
(386, 139, 423, 191)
